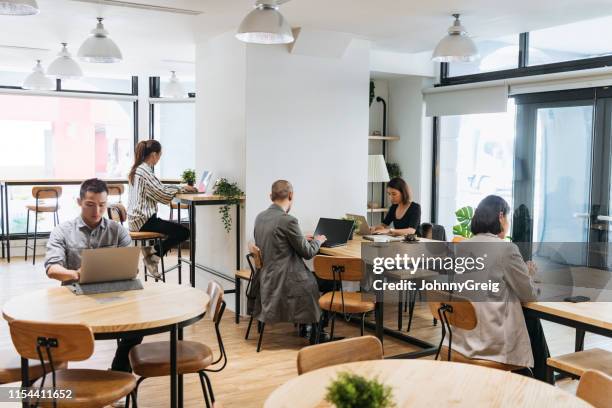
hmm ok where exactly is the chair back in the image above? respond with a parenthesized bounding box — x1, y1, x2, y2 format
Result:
(297, 336, 383, 375)
(32, 186, 62, 200)
(431, 224, 447, 241)
(206, 281, 225, 324)
(107, 184, 125, 198)
(577, 370, 612, 408)
(245, 246, 262, 299)
(108, 203, 127, 224)
(9, 320, 94, 363)
(313, 256, 364, 282)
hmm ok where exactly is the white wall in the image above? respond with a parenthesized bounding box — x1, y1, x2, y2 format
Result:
(245, 39, 370, 238)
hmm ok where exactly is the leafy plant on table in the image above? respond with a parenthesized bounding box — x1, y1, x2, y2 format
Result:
(181, 169, 196, 186)
(213, 178, 244, 233)
(452, 206, 474, 238)
(325, 371, 395, 408)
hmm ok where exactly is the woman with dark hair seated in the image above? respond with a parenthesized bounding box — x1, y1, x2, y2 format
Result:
(371, 177, 421, 236)
(454, 195, 549, 381)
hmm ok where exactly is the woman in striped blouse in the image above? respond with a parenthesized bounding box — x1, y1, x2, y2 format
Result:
(127, 140, 197, 277)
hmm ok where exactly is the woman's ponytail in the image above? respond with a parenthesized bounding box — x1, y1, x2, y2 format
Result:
(128, 140, 162, 184)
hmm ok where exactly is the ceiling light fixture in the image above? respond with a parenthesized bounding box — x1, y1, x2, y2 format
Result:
(78, 17, 123, 63)
(432, 14, 479, 63)
(48, 43, 83, 79)
(236, 0, 294, 44)
(23, 60, 55, 91)
(162, 71, 185, 98)
(0, 0, 39, 15)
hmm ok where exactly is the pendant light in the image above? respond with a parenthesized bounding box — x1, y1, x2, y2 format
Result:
(0, 0, 38, 15)
(432, 14, 479, 62)
(47, 43, 83, 79)
(162, 71, 185, 98)
(23, 60, 55, 91)
(77, 17, 123, 63)
(236, 1, 294, 44)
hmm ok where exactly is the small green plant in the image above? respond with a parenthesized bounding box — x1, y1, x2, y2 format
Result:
(325, 371, 395, 408)
(182, 169, 196, 186)
(386, 163, 402, 179)
(213, 178, 244, 233)
(452, 206, 474, 238)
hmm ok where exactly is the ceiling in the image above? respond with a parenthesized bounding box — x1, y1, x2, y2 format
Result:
(1, 0, 612, 78)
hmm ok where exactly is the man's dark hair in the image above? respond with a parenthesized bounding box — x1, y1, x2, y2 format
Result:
(80, 178, 109, 199)
(471, 195, 510, 235)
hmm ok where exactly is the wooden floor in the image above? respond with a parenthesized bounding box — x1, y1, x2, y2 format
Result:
(1, 253, 611, 407)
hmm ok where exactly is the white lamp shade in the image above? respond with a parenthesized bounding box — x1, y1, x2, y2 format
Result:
(0, 0, 38, 15)
(162, 71, 185, 98)
(78, 18, 123, 63)
(432, 15, 479, 62)
(368, 155, 390, 183)
(236, 4, 294, 44)
(23, 60, 55, 91)
(47, 44, 83, 79)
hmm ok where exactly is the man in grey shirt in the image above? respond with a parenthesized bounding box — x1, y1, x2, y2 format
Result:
(44, 179, 138, 382)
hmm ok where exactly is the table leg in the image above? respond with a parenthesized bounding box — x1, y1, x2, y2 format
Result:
(575, 329, 585, 352)
(21, 357, 29, 408)
(178, 326, 184, 408)
(5, 184, 10, 262)
(1, 183, 4, 259)
(235, 202, 240, 271)
(177, 204, 182, 284)
(235, 277, 241, 324)
(189, 204, 196, 287)
(170, 324, 178, 408)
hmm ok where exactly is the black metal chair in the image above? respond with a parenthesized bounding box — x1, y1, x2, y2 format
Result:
(25, 186, 62, 265)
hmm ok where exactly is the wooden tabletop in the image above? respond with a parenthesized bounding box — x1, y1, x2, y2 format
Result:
(175, 193, 246, 203)
(264, 360, 590, 408)
(0, 178, 181, 185)
(319, 236, 436, 258)
(2, 283, 209, 334)
(523, 301, 612, 331)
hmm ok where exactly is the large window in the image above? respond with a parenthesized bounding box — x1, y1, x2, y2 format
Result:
(437, 100, 516, 237)
(449, 35, 519, 77)
(1, 93, 134, 234)
(152, 101, 195, 178)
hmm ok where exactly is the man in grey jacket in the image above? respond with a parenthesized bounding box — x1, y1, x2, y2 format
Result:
(253, 180, 327, 338)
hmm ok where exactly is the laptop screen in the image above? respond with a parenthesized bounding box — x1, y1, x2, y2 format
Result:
(313, 218, 354, 244)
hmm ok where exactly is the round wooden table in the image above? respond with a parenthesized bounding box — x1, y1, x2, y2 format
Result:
(2, 283, 209, 408)
(265, 360, 591, 408)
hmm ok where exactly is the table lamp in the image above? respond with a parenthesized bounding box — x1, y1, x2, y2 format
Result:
(368, 155, 390, 222)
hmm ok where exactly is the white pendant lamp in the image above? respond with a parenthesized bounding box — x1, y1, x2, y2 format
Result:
(77, 17, 123, 63)
(163, 71, 185, 98)
(0, 0, 38, 15)
(236, 1, 294, 44)
(48, 43, 83, 79)
(432, 14, 479, 62)
(23, 60, 55, 91)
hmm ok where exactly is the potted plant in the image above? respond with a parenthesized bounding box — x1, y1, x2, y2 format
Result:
(342, 216, 362, 239)
(386, 163, 402, 179)
(452, 206, 474, 239)
(325, 371, 395, 408)
(213, 178, 244, 233)
(182, 169, 196, 187)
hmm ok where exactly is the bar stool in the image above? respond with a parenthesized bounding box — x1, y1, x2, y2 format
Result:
(25, 186, 61, 265)
(107, 184, 125, 203)
(108, 203, 166, 282)
(169, 200, 188, 222)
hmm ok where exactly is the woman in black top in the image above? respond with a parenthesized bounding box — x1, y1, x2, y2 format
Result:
(371, 177, 421, 236)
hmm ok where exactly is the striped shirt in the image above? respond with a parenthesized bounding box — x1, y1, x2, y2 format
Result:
(128, 162, 181, 231)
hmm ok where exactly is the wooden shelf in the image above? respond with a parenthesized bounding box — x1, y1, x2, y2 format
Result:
(367, 208, 389, 213)
(368, 135, 399, 141)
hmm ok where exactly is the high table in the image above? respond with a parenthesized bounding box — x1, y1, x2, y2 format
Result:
(2, 283, 208, 408)
(319, 236, 438, 358)
(0, 178, 181, 262)
(173, 194, 245, 289)
(264, 360, 589, 408)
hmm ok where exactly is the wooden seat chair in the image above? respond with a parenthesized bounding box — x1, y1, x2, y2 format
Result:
(9, 320, 137, 407)
(427, 290, 527, 373)
(25, 186, 62, 265)
(296, 335, 383, 375)
(0, 348, 67, 385)
(546, 348, 612, 382)
(313, 256, 375, 342)
(106, 184, 124, 202)
(241, 246, 267, 352)
(169, 200, 189, 222)
(107, 203, 167, 282)
(576, 369, 612, 408)
(129, 281, 227, 408)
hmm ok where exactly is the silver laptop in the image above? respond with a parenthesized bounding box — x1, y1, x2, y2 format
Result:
(71, 247, 142, 295)
(346, 213, 404, 242)
(346, 213, 371, 236)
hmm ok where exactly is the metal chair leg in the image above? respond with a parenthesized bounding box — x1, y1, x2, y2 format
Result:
(407, 290, 416, 332)
(330, 313, 336, 340)
(198, 371, 211, 408)
(361, 313, 366, 336)
(202, 372, 215, 404)
(256, 322, 265, 352)
(245, 315, 254, 340)
(24, 209, 30, 261)
(158, 238, 166, 283)
(397, 295, 403, 331)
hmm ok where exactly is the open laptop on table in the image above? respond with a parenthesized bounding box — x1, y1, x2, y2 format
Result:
(70, 247, 143, 295)
(314, 218, 354, 248)
(345, 213, 405, 242)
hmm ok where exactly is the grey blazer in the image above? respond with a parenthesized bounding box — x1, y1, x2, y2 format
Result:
(450, 233, 538, 367)
(253, 204, 322, 324)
